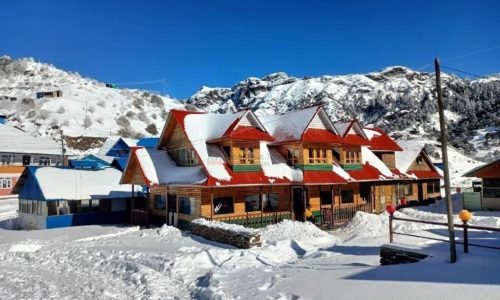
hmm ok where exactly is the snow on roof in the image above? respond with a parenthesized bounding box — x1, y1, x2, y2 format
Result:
(135, 147, 207, 185)
(333, 122, 351, 136)
(184, 111, 246, 181)
(97, 137, 120, 156)
(97, 137, 138, 156)
(260, 106, 319, 143)
(361, 147, 396, 178)
(0, 124, 62, 155)
(363, 128, 381, 140)
(33, 167, 132, 200)
(259, 142, 302, 182)
(332, 162, 352, 180)
(395, 140, 425, 172)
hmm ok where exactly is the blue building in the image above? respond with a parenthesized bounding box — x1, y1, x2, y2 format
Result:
(14, 166, 133, 229)
(68, 154, 113, 170)
(98, 137, 138, 158)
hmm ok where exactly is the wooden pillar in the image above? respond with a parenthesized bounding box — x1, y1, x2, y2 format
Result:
(146, 186, 150, 226)
(131, 184, 135, 225)
(210, 188, 214, 220)
(331, 184, 335, 227)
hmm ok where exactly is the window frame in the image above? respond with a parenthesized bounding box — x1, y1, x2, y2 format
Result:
(154, 194, 167, 210)
(244, 194, 260, 212)
(1, 155, 14, 165)
(239, 147, 255, 164)
(0, 177, 12, 189)
(341, 190, 354, 205)
(38, 156, 51, 166)
(179, 196, 193, 215)
(287, 148, 299, 166)
(262, 193, 279, 212)
(213, 196, 234, 215)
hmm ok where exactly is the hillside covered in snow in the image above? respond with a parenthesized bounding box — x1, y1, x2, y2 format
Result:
(187, 67, 500, 162)
(0, 56, 184, 140)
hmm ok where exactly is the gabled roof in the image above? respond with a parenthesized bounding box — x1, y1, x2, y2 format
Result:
(137, 138, 160, 148)
(394, 140, 442, 179)
(121, 147, 207, 186)
(220, 110, 274, 141)
(363, 127, 403, 151)
(463, 158, 500, 178)
(97, 137, 137, 156)
(334, 120, 370, 146)
(0, 124, 63, 155)
(261, 106, 341, 144)
(16, 166, 131, 201)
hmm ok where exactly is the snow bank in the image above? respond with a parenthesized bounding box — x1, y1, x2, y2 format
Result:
(8, 243, 43, 253)
(261, 219, 335, 243)
(191, 218, 258, 236)
(140, 224, 183, 241)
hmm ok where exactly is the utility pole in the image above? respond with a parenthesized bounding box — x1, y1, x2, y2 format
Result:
(60, 129, 65, 166)
(435, 58, 457, 263)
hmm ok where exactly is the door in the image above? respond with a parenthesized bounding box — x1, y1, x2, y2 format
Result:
(418, 183, 423, 203)
(292, 187, 305, 221)
(167, 193, 177, 226)
(22, 155, 31, 166)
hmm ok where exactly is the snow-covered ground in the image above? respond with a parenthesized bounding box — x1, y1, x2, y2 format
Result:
(0, 196, 499, 299)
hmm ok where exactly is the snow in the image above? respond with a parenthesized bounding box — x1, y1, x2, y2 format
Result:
(192, 218, 258, 236)
(134, 147, 207, 185)
(0, 196, 499, 299)
(259, 142, 303, 182)
(260, 106, 318, 142)
(0, 124, 62, 155)
(184, 111, 245, 181)
(33, 167, 132, 200)
(332, 162, 352, 180)
(363, 127, 382, 140)
(395, 140, 424, 172)
(361, 146, 396, 178)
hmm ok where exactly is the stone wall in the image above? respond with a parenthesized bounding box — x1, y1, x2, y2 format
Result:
(190, 222, 261, 249)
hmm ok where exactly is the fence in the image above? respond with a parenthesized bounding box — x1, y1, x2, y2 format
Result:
(206, 211, 292, 228)
(132, 209, 148, 227)
(321, 203, 372, 226)
(389, 215, 500, 253)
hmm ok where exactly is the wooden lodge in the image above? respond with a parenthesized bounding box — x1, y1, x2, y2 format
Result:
(121, 106, 442, 229)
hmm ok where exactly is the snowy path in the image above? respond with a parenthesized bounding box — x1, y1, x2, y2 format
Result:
(0, 208, 499, 299)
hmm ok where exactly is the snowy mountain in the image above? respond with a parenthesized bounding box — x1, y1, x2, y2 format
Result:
(0, 56, 184, 142)
(187, 67, 500, 162)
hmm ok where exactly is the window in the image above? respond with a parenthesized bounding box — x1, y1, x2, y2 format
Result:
(154, 194, 167, 210)
(287, 149, 299, 166)
(222, 146, 231, 160)
(239, 147, 255, 164)
(0, 177, 12, 189)
(341, 190, 354, 204)
(22, 155, 31, 166)
(169, 148, 199, 166)
(403, 184, 413, 196)
(320, 191, 332, 205)
(427, 181, 440, 194)
(179, 196, 194, 215)
(344, 149, 360, 164)
(263, 193, 279, 212)
(245, 194, 260, 212)
(1, 155, 14, 165)
(416, 155, 423, 165)
(39, 156, 51, 166)
(308, 148, 327, 164)
(214, 196, 234, 214)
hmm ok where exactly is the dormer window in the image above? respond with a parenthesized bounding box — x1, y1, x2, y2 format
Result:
(344, 149, 361, 164)
(169, 148, 199, 166)
(239, 147, 255, 164)
(287, 149, 299, 166)
(308, 148, 327, 164)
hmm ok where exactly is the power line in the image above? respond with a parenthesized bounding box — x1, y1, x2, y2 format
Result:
(415, 45, 500, 71)
(440, 65, 487, 79)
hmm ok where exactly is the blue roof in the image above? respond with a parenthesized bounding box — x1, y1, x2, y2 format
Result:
(137, 138, 159, 148)
(112, 157, 129, 171)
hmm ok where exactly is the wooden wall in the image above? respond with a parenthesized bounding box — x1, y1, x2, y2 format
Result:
(149, 185, 203, 222)
(200, 185, 291, 219)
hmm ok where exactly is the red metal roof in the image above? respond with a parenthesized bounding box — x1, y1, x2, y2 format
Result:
(205, 168, 291, 186)
(366, 128, 403, 151)
(169, 109, 205, 130)
(463, 159, 500, 178)
(302, 128, 343, 144)
(342, 134, 371, 146)
(303, 170, 347, 184)
(347, 163, 385, 181)
(407, 170, 442, 179)
(224, 126, 275, 141)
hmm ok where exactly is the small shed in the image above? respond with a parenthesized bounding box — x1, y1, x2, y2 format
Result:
(463, 158, 500, 210)
(0, 115, 6, 124)
(14, 166, 133, 229)
(69, 154, 113, 170)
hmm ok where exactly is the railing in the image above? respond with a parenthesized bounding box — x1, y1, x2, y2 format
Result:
(389, 215, 500, 253)
(206, 211, 292, 228)
(321, 203, 372, 226)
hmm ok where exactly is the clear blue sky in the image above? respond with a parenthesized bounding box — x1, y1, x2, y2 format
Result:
(1, 0, 499, 99)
